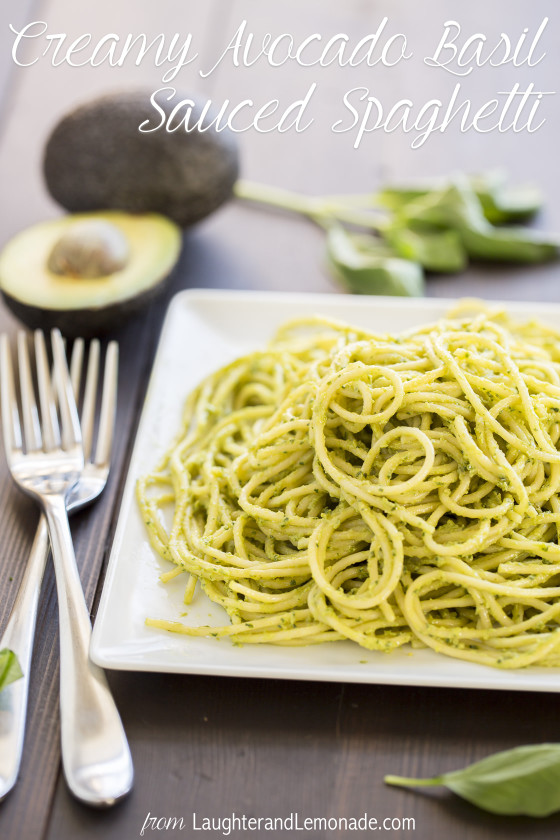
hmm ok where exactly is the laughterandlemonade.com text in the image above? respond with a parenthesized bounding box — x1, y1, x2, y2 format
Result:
(140, 812, 416, 835)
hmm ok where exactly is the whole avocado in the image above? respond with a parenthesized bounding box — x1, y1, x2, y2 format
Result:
(43, 90, 239, 227)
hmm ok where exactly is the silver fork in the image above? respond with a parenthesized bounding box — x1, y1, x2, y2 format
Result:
(0, 330, 133, 807)
(0, 336, 119, 801)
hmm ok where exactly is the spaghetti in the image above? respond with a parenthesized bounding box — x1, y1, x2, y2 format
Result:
(138, 301, 560, 668)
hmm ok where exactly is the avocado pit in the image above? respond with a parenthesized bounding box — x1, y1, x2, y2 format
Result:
(47, 218, 130, 279)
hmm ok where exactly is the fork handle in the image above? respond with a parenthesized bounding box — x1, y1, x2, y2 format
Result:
(43, 495, 133, 807)
(0, 516, 49, 801)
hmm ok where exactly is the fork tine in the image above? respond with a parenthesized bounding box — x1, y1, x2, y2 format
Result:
(34, 330, 60, 451)
(51, 329, 81, 450)
(0, 334, 23, 458)
(80, 340, 99, 462)
(69, 338, 85, 399)
(17, 331, 42, 452)
(94, 341, 118, 467)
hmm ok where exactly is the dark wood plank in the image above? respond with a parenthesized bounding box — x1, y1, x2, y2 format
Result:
(46, 679, 560, 840)
(0, 0, 39, 125)
(0, 0, 559, 838)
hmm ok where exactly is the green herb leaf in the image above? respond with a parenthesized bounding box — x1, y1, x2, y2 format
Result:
(377, 172, 542, 225)
(385, 743, 560, 817)
(399, 179, 486, 231)
(383, 223, 466, 273)
(377, 186, 432, 211)
(326, 226, 424, 297)
(0, 648, 23, 693)
(401, 179, 558, 264)
(469, 173, 542, 224)
(461, 225, 559, 263)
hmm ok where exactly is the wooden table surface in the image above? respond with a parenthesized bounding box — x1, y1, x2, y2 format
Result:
(2, 1, 560, 838)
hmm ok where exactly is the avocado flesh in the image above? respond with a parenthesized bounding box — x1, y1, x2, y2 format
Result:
(0, 211, 181, 337)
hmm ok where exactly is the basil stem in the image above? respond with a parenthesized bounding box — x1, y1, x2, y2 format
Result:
(385, 743, 560, 817)
(234, 180, 385, 231)
(0, 648, 23, 693)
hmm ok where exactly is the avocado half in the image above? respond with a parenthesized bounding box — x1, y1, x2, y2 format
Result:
(0, 211, 182, 337)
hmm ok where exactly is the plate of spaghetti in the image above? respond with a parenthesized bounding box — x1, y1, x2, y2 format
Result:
(91, 289, 560, 691)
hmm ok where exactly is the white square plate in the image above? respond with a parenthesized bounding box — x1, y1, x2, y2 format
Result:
(91, 289, 560, 691)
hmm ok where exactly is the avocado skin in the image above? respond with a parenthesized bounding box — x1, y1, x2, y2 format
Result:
(43, 91, 239, 227)
(1, 276, 169, 339)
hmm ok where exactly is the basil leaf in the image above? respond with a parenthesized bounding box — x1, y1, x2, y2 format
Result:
(326, 226, 424, 297)
(476, 185, 542, 225)
(399, 179, 485, 231)
(377, 187, 430, 211)
(377, 172, 542, 224)
(469, 173, 542, 224)
(383, 223, 466, 273)
(461, 225, 559, 263)
(401, 179, 558, 264)
(385, 743, 560, 817)
(0, 648, 23, 693)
